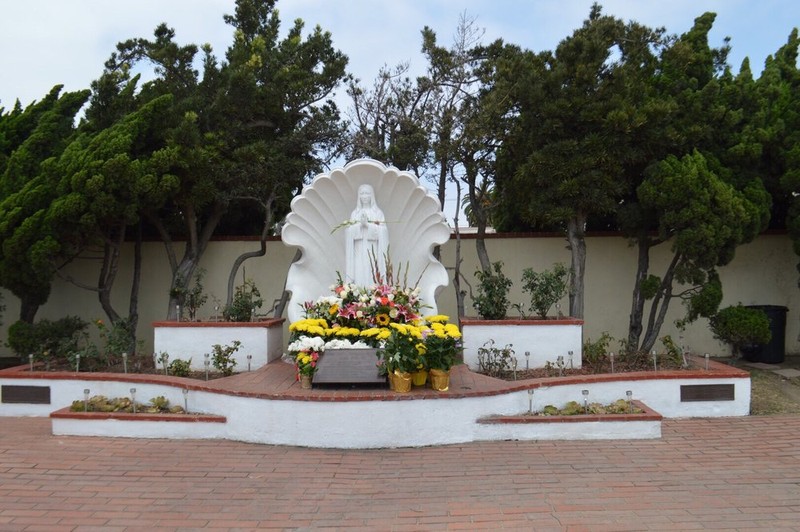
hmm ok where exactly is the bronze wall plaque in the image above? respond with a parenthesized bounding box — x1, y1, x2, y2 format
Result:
(680, 384, 735, 402)
(1, 385, 51, 404)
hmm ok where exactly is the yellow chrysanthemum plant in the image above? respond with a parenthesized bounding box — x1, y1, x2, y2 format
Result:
(418, 315, 462, 371)
(376, 315, 462, 376)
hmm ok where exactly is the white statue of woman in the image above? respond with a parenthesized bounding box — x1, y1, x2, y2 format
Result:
(345, 184, 389, 286)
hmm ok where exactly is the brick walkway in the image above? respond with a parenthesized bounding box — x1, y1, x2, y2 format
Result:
(1, 416, 799, 530)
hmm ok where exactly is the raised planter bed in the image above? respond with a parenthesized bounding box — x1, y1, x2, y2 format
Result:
(477, 400, 662, 440)
(50, 407, 228, 440)
(153, 318, 284, 371)
(461, 317, 584, 370)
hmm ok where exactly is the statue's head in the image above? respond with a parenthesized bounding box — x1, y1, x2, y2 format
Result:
(357, 184, 376, 209)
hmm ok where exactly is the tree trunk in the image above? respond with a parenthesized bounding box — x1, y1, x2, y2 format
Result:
(640, 253, 680, 353)
(97, 239, 122, 324)
(126, 224, 143, 349)
(627, 238, 651, 352)
(566, 214, 587, 319)
(226, 196, 274, 306)
(18, 298, 38, 324)
(166, 202, 226, 320)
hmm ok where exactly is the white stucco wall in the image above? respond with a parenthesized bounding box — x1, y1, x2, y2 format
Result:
(1, 233, 796, 359)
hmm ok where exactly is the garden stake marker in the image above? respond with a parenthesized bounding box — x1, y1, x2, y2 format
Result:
(527, 389, 533, 414)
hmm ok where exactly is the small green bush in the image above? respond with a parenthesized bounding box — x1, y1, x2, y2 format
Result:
(583, 332, 613, 368)
(208, 341, 241, 376)
(7, 316, 87, 363)
(168, 358, 193, 377)
(223, 279, 263, 322)
(710, 304, 771, 355)
(519, 263, 569, 319)
(477, 339, 515, 377)
(473, 262, 512, 320)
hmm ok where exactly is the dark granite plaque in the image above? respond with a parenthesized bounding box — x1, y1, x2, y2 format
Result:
(680, 384, 735, 402)
(312, 349, 386, 384)
(1, 385, 51, 404)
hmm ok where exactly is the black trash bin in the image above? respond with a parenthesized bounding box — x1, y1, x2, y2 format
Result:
(745, 305, 788, 364)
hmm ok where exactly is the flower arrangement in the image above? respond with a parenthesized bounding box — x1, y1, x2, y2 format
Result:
(287, 278, 462, 391)
(318, 276, 422, 325)
(287, 335, 324, 379)
(290, 277, 425, 347)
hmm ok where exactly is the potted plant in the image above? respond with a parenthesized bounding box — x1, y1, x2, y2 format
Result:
(420, 316, 462, 392)
(709, 304, 771, 359)
(288, 335, 324, 389)
(377, 323, 423, 392)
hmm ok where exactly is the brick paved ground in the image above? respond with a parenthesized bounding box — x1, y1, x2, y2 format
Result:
(1, 416, 799, 531)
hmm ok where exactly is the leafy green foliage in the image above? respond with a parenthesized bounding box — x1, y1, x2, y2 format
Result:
(583, 332, 613, 368)
(472, 262, 512, 319)
(710, 305, 771, 355)
(519, 263, 569, 319)
(0, 87, 90, 321)
(6, 316, 87, 365)
(209, 341, 240, 376)
(168, 358, 192, 377)
(476, 339, 514, 378)
(223, 279, 262, 322)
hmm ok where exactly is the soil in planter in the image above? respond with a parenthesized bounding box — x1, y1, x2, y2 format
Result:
(23, 355, 229, 381)
(484, 351, 693, 381)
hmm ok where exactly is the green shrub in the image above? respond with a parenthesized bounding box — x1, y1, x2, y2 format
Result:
(473, 262, 512, 320)
(583, 332, 613, 368)
(223, 279, 263, 322)
(7, 317, 87, 364)
(208, 341, 241, 376)
(519, 263, 569, 319)
(477, 339, 515, 377)
(710, 304, 771, 356)
(168, 358, 193, 377)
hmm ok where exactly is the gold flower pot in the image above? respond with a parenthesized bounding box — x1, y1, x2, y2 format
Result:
(300, 374, 313, 390)
(429, 368, 450, 392)
(393, 371, 412, 393)
(411, 369, 428, 387)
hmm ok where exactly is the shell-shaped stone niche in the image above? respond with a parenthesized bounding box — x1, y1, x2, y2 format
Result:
(282, 159, 451, 323)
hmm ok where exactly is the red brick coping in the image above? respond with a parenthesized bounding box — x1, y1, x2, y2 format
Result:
(461, 317, 584, 326)
(2, 356, 748, 403)
(50, 407, 226, 423)
(152, 318, 284, 328)
(478, 400, 662, 424)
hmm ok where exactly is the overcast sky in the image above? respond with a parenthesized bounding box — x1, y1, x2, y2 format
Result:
(1, 0, 798, 220)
